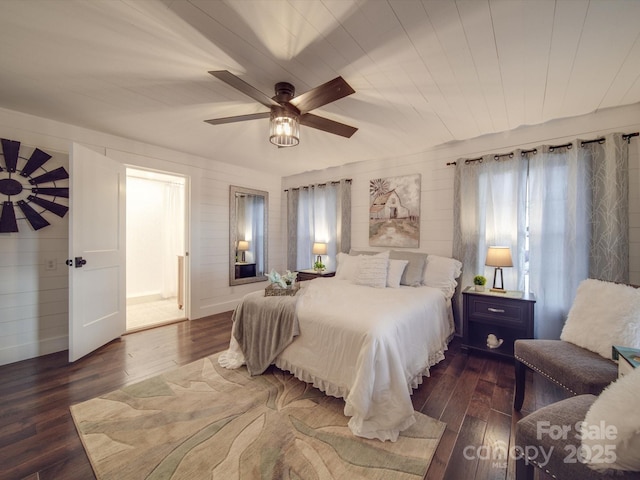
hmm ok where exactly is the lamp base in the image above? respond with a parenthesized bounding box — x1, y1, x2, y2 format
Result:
(491, 267, 506, 292)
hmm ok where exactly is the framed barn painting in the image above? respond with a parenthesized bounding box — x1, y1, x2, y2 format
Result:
(369, 174, 421, 247)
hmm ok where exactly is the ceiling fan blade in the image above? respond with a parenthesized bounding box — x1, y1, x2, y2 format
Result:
(289, 77, 355, 113)
(209, 70, 280, 108)
(205, 112, 270, 125)
(300, 113, 358, 138)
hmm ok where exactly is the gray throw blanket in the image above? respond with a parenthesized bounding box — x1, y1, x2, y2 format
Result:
(232, 290, 300, 376)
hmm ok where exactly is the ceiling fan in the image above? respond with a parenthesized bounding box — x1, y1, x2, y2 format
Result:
(205, 70, 357, 147)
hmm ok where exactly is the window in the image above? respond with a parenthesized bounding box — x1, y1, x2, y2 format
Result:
(455, 134, 629, 339)
(286, 179, 351, 272)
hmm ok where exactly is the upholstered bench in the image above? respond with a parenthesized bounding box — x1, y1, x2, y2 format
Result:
(513, 339, 618, 411)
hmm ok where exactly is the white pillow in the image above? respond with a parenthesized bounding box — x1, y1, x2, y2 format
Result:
(387, 259, 409, 288)
(581, 366, 640, 472)
(355, 255, 389, 288)
(422, 254, 463, 299)
(336, 251, 390, 283)
(335, 252, 360, 281)
(560, 279, 640, 359)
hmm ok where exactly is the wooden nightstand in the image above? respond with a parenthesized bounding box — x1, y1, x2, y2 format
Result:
(462, 286, 535, 359)
(296, 269, 336, 282)
(234, 262, 256, 279)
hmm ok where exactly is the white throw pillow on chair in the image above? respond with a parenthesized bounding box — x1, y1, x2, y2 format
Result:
(581, 365, 640, 472)
(560, 279, 640, 359)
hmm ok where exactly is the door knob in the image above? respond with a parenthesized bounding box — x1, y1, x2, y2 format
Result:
(75, 256, 87, 268)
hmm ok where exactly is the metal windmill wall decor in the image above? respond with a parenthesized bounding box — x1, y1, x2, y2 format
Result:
(0, 138, 69, 233)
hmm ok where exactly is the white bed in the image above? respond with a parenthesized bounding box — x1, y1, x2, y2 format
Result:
(220, 251, 461, 442)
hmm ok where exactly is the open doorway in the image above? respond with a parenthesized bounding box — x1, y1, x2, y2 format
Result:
(125, 168, 187, 331)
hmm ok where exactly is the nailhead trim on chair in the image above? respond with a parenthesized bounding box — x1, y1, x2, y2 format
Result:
(526, 456, 559, 480)
(517, 446, 560, 480)
(514, 354, 579, 396)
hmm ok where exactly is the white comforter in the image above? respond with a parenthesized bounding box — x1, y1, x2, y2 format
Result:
(221, 277, 452, 442)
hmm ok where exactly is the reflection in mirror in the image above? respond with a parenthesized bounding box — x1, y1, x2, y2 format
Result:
(229, 186, 268, 285)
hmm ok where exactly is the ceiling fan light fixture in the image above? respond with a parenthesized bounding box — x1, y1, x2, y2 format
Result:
(269, 107, 299, 147)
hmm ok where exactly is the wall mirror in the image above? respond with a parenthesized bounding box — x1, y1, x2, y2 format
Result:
(229, 185, 268, 285)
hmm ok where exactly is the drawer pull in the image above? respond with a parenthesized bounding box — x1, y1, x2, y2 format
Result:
(488, 307, 505, 313)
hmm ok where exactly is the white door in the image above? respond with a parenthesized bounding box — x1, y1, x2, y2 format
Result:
(68, 143, 126, 362)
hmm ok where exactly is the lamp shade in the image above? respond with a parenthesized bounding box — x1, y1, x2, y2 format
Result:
(269, 106, 299, 147)
(312, 242, 327, 255)
(237, 240, 250, 252)
(485, 246, 513, 267)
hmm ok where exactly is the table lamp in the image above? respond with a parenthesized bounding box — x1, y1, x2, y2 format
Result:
(312, 242, 327, 270)
(237, 240, 249, 263)
(485, 246, 512, 293)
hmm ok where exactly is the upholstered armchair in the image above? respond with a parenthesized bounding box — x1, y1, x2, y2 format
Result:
(515, 366, 640, 480)
(513, 279, 640, 479)
(513, 339, 617, 411)
(513, 279, 638, 411)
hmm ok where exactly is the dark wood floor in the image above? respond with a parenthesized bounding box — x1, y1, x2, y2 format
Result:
(0, 311, 566, 480)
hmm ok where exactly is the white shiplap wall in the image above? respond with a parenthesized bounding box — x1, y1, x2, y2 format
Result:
(0, 145, 69, 364)
(283, 103, 640, 308)
(0, 107, 284, 366)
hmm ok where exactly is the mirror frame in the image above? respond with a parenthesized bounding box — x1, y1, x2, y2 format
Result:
(229, 185, 269, 286)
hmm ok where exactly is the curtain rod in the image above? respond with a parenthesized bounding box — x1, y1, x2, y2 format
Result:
(447, 131, 639, 166)
(548, 142, 572, 152)
(284, 178, 352, 192)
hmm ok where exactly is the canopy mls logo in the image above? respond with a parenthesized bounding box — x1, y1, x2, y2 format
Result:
(462, 440, 553, 469)
(462, 420, 619, 468)
(0, 138, 69, 232)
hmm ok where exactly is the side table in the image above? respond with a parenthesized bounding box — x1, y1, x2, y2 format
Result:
(462, 286, 535, 359)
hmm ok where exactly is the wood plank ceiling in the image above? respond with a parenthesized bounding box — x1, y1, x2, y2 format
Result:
(0, 0, 638, 176)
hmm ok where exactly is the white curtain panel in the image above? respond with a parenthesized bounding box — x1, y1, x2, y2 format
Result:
(528, 144, 590, 339)
(453, 154, 527, 327)
(296, 184, 338, 271)
(252, 195, 266, 276)
(287, 179, 351, 271)
(160, 181, 185, 298)
(238, 194, 265, 275)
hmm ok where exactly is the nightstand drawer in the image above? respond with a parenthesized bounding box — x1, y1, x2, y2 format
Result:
(468, 297, 525, 326)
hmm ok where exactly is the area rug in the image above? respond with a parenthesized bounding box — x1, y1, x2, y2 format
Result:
(70, 353, 445, 480)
